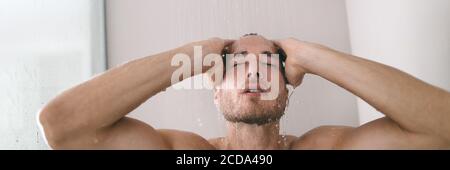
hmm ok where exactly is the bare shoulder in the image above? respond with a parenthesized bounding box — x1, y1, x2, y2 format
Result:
(290, 125, 354, 149)
(83, 117, 213, 150)
(291, 118, 450, 149)
(105, 117, 213, 149)
(333, 117, 449, 149)
(157, 129, 215, 150)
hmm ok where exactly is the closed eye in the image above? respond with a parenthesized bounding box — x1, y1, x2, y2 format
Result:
(261, 51, 273, 57)
(233, 62, 246, 67)
(234, 51, 248, 57)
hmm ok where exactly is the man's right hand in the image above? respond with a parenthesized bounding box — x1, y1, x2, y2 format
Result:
(187, 38, 234, 57)
(184, 38, 234, 67)
(184, 38, 234, 85)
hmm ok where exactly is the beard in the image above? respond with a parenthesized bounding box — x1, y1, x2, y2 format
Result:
(224, 110, 285, 125)
(216, 89, 288, 126)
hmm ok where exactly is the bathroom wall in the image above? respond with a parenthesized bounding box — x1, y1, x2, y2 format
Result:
(0, 0, 106, 149)
(346, 0, 450, 124)
(106, 0, 359, 139)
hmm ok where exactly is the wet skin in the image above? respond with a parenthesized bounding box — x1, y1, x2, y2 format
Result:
(38, 36, 450, 149)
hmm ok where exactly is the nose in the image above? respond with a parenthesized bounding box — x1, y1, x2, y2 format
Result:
(247, 60, 260, 80)
(247, 72, 260, 79)
(247, 62, 260, 90)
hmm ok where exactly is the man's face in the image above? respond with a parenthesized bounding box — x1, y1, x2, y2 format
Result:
(214, 35, 289, 125)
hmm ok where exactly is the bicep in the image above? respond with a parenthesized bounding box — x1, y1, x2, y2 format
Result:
(339, 117, 449, 149)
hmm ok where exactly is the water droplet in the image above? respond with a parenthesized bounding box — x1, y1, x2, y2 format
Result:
(36, 132, 39, 143)
(196, 118, 203, 127)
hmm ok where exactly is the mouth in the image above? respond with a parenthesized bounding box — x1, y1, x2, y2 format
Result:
(240, 86, 269, 97)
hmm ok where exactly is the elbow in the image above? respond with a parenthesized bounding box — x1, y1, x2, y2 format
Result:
(37, 106, 69, 149)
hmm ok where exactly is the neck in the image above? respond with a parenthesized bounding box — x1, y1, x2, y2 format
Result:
(223, 121, 286, 150)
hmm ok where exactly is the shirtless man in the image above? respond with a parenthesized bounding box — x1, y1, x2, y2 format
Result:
(38, 34, 450, 149)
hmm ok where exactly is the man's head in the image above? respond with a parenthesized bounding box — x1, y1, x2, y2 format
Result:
(214, 34, 289, 125)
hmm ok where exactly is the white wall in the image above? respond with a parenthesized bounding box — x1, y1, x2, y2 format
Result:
(0, 0, 105, 149)
(106, 0, 359, 139)
(346, 0, 450, 124)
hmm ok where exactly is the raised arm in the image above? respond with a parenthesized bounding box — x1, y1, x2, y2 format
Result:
(276, 38, 450, 149)
(38, 38, 231, 149)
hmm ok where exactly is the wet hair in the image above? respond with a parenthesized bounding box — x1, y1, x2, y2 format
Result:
(221, 34, 288, 83)
(242, 33, 259, 37)
(276, 47, 288, 83)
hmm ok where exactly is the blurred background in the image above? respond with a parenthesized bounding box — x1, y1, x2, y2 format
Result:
(0, 0, 449, 149)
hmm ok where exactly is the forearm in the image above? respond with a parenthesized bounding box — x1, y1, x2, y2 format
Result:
(303, 47, 450, 139)
(39, 44, 196, 139)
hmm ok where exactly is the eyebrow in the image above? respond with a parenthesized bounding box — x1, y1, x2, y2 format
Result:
(261, 51, 273, 56)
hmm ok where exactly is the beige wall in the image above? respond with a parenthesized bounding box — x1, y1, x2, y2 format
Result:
(106, 0, 358, 139)
(346, 0, 450, 124)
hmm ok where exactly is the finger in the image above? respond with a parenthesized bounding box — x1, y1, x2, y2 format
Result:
(272, 39, 283, 47)
(223, 39, 235, 46)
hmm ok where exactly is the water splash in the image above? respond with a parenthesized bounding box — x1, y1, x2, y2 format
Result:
(196, 118, 203, 127)
(282, 135, 288, 145)
(234, 123, 239, 145)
